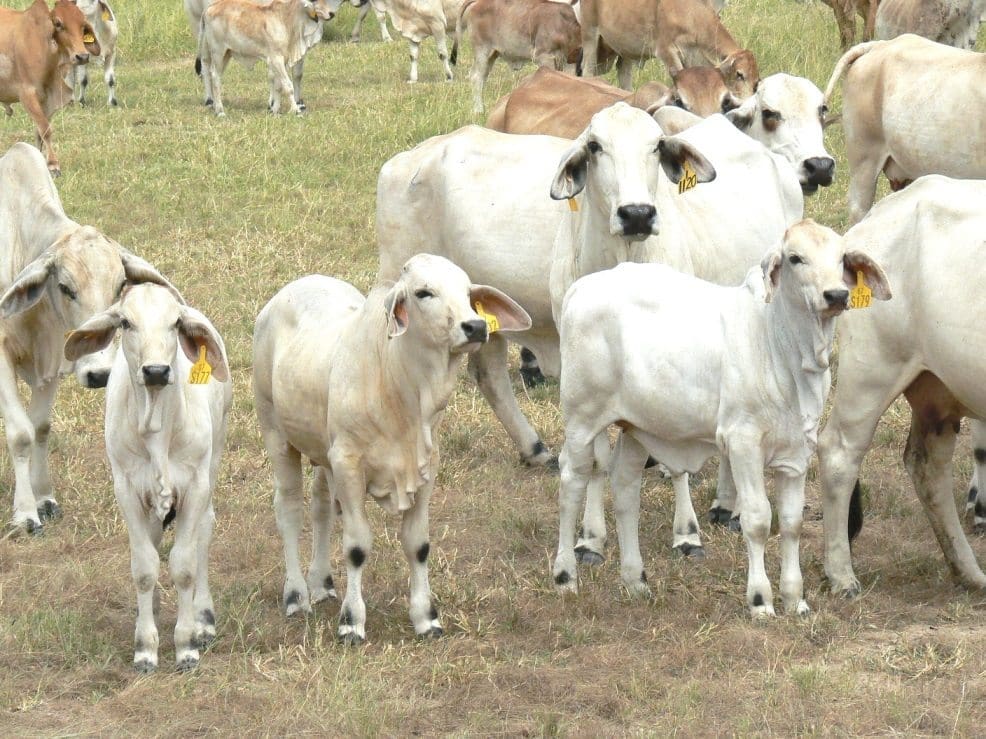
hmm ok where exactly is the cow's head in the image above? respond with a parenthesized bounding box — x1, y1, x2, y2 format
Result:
(65, 284, 228, 394)
(718, 49, 759, 99)
(384, 254, 531, 353)
(53, 0, 99, 64)
(0, 228, 180, 389)
(303, 0, 342, 21)
(550, 103, 716, 240)
(73, 0, 115, 23)
(727, 74, 836, 195)
(650, 67, 742, 118)
(761, 219, 891, 318)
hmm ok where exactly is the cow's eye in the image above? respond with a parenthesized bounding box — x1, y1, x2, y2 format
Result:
(736, 71, 745, 81)
(788, 254, 804, 265)
(587, 140, 601, 154)
(414, 289, 434, 300)
(120, 318, 132, 330)
(58, 283, 76, 300)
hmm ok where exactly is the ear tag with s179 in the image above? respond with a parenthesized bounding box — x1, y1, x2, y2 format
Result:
(850, 270, 872, 309)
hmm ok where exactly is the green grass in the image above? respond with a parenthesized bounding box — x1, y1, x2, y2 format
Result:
(0, 0, 985, 734)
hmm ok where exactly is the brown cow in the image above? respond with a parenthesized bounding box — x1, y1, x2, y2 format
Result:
(820, 0, 879, 48)
(580, 0, 758, 93)
(450, 0, 582, 113)
(0, 0, 99, 175)
(485, 67, 739, 138)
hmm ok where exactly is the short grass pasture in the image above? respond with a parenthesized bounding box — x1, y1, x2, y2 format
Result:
(1, 0, 986, 734)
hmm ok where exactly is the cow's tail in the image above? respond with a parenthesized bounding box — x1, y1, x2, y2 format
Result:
(823, 40, 885, 104)
(450, 0, 476, 66)
(848, 479, 864, 543)
(195, 16, 206, 76)
(575, 47, 583, 76)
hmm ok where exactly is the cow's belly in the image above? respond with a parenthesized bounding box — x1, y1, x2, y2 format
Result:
(596, 12, 659, 58)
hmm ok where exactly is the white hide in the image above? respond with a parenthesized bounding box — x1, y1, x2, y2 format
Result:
(69, 0, 119, 107)
(385, 0, 464, 82)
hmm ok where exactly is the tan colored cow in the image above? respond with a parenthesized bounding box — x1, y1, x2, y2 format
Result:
(450, 0, 581, 113)
(386, 0, 465, 83)
(819, 0, 879, 49)
(579, 0, 758, 92)
(824, 34, 986, 223)
(485, 67, 738, 138)
(0, 0, 100, 175)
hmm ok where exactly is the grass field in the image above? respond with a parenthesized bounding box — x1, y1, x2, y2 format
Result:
(1, 0, 986, 734)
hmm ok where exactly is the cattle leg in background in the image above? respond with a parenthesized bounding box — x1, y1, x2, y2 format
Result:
(519, 347, 545, 387)
(350, 0, 393, 41)
(966, 421, 986, 531)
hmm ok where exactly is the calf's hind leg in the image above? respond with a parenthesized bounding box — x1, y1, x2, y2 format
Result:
(307, 465, 337, 604)
(267, 433, 310, 615)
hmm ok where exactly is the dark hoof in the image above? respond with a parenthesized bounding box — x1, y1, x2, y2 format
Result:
(574, 546, 604, 566)
(519, 366, 546, 388)
(974, 522, 986, 535)
(728, 516, 742, 533)
(708, 506, 732, 525)
(672, 543, 706, 560)
(38, 500, 61, 521)
(297, 101, 307, 112)
(204, 98, 213, 107)
(338, 631, 365, 646)
(546, 455, 560, 471)
(418, 625, 444, 640)
(644, 455, 658, 469)
(194, 632, 215, 649)
(25, 519, 43, 536)
(134, 658, 156, 674)
(176, 655, 199, 672)
(110, 98, 118, 107)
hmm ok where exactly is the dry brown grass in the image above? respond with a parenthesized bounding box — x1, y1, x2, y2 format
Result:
(0, 0, 985, 734)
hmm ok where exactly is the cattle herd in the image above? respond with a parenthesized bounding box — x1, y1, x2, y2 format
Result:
(0, 0, 983, 676)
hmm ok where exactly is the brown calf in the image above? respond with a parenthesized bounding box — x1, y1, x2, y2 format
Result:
(820, 0, 879, 48)
(580, 0, 758, 94)
(0, 0, 98, 175)
(451, 0, 581, 113)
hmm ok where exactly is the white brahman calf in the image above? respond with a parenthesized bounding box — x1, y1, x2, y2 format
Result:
(70, 0, 119, 107)
(0, 143, 177, 533)
(253, 255, 530, 643)
(818, 176, 986, 598)
(64, 284, 232, 673)
(349, 0, 394, 42)
(554, 220, 891, 616)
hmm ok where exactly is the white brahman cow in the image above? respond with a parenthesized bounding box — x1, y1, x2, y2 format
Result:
(69, 0, 118, 107)
(64, 283, 232, 673)
(378, 104, 804, 564)
(0, 142, 178, 534)
(253, 255, 530, 643)
(818, 176, 986, 598)
(554, 220, 891, 616)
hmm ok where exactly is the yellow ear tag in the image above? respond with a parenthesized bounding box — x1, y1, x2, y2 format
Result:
(83, 32, 96, 44)
(101, 9, 111, 20)
(850, 270, 872, 309)
(475, 301, 499, 334)
(188, 345, 212, 385)
(678, 160, 698, 194)
(307, 7, 318, 19)
(567, 198, 579, 212)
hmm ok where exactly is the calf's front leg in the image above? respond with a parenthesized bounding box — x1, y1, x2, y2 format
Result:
(727, 441, 775, 617)
(332, 453, 372, 644)
(19, 89, 58, 174)
(171, 478, 213, 671)
(0, 357, 43, 532)
(401, 466, 443, 637)
(28, 378, 59, 522)
(775, 469, 809, 615)
(117, 484, 161, 673)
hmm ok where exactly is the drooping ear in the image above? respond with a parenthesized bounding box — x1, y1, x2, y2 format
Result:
(383, 282, 408, 338)
(761, 250, 782, 303)
(119, 249, 186, 304)
(725, 96, 756, 131)
(64, 309, 120, 360)
(644, 91, 675, 116)
(178, 307, 230, 382)
(549, 130, 590, 200)
(98, 1, 114, 20)
(0, 254, 54, 318)
(650, 105, 702, 135)
(82, 23, 100, 55)
(843, 251, 892, 301)
(470, 284, 532, 332)
(657, 136, 716, 186)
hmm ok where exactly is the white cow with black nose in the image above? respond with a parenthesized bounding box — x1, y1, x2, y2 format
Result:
(253, 254, 531, 643)
(69, 0, 119, 106)
(554, 220, 891, 616)
(64, 284, 232, 673)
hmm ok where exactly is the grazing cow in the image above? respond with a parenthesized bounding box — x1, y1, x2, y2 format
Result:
(820, 0, 879, 48)
(486, 67, 737, 137)
(69, 0, 118, 107)
(579, 0, 759, 92)
(386, 0, 466, 83)
(0, 0, 100, 175)
(875, 0, 985, 47)
(65, 285, 232, 673)
(0, 143, 178, 532)
(824, 35, 986, 224)
(817, 177, 986, 598)
(199, 0, 339, 116)
(253, 256, 530, 642)
(553, 221, 891, 615)
(450, 0, 581, 113)
(349, 0, 394, 41)
(378, 107, 803, 560)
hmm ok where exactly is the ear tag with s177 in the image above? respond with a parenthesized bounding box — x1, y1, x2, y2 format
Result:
(850, 270, 872, 309)
(475, 301, 499, 333)
(189, 344, 212, 385)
